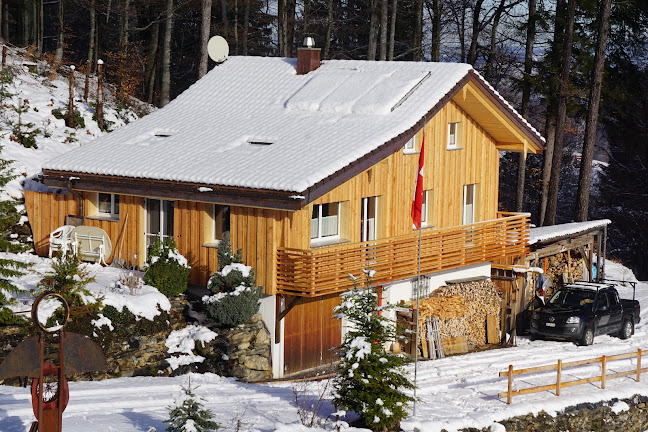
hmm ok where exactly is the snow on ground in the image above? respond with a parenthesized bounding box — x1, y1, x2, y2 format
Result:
(2, 257, 648, 431)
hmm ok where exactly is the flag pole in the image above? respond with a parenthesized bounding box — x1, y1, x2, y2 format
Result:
(410, 122, 425, 417)
(414, 224, 421, 415)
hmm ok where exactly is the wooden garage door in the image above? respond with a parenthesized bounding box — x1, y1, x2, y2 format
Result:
(283, 294, 341, 374)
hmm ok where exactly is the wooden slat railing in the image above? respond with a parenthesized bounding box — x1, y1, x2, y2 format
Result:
(276, 212, 530, 297)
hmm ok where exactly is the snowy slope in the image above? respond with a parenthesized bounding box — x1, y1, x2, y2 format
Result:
(0, 46, 147, 201)
(1, 257, 648, 432)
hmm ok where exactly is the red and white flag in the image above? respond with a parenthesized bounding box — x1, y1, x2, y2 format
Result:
(411, 133, 425, 229)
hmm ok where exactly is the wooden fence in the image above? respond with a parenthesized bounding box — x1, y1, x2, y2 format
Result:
(276, 212, 529, 297)
(499, 349, 646, 404)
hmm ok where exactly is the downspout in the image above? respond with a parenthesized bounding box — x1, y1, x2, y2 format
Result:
(67, 178, 84, 220)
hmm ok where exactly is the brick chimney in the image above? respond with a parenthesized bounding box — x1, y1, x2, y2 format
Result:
(297, 37, 321, 75)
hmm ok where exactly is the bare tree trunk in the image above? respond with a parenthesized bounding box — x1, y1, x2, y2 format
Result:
(242, 0, 249, 55)
(515, 0, 536, 213)
(221, 0, 228, 42)
(303, 0, 310, 33)
(198, 0, 212, 78)
(119, 0, 130, 47)
(3, 2, 9, 42)
(466, 0, 484, 65)
(233, 0, 238, 55)
(574, 0, 613, 222)
(0, 0, 3, 42)
(539, 0, 565, 226)
(96, 60, 104, 130)
(160, 0, 173, 107)
(324, 0, 334, 59)
(367, 0, 378, 60)
(388, 0, 397, 60)
(484, 0, 505, 83)
(88, 0, 96, 70)
(544, 0, 576, 227)
(67, 65, 75, 127)
(278, 0, 295, 56)
(379, 0, 387, 60)
(21, 0, 31, 47)
(430, 0, 441, 61)
(413, 0, 423, 61)
(37, 0, 43, 55)
(146, 20, 159, 104)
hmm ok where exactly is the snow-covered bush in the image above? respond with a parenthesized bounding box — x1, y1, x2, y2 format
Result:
(144, 237, 190, 298)
(202, 233, 261, 327)
(333, 271, 415, 431)
(165, 378, 220, 432)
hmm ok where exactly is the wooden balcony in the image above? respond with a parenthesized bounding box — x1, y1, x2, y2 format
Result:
(276, 212, 530, 297)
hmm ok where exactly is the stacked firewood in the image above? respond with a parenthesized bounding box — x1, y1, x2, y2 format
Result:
(411, 280, 502, 348)
(545, 252, 585, 288)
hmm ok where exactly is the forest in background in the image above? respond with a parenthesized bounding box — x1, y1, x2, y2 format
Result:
(1, 0, 648, 275)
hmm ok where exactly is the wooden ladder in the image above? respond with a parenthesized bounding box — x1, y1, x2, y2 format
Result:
(426, 315, 445, 360)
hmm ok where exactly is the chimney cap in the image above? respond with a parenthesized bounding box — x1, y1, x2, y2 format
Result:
(303, 37, 316, 48)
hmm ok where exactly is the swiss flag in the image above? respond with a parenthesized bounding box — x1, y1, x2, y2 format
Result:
(411, 133, 425, 229)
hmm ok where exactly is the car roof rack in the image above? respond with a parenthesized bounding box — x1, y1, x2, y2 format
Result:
(563, 279, 637, 300)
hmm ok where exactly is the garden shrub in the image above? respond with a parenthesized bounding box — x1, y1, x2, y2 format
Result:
(38, 251, 97, 308)
(202, 233, 261, 327)
(143, 237, 190, 298)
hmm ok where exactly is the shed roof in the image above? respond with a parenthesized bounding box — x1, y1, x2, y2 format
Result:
(43, 57, 544, 196)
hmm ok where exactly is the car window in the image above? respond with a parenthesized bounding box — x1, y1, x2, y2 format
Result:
(549, 289, 595, 306)
(596, 293, 609, 309)
(608, 291, 619, 306)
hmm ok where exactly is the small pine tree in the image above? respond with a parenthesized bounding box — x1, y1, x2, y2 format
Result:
(202, 232, 262, 327)
(0, 149, 30, 325)
(333, 271, 415, 431)
(38, 252, 96, 307)
(165, 378, 219, 432)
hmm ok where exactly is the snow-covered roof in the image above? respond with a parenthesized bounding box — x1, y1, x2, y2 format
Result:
(529, 219, 611, 245)
(43, 57, 543, 194)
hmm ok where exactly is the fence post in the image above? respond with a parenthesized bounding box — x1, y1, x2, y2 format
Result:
(638, 349, 642, 382)
(601, 356, 607, 389)
(556, 359, 562, 396)
(507, 365, 513, 404)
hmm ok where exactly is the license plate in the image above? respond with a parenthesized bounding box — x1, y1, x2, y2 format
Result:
(546, 322, 556, 327)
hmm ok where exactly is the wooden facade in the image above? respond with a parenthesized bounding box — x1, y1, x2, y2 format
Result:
(26, 81, 542, 375)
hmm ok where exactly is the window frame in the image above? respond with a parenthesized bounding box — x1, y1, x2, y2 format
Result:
(447, 122, 461, 150)
(462, 184, 475, 225)
(403, 136, 416, 154)
(97, 193, 120, 218)
(361, 196, 379, 242)
(212, 204, 231, 243)
(311, 202, 342, 245)
(145, 198, 174, 247)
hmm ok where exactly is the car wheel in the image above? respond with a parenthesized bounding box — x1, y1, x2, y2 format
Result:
(580, 326, 594, 346)
(619, 319, 634, 340)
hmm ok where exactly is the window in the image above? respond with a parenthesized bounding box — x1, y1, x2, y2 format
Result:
(421, 190, 433, 227)
(447, 122, 461, 149)
(97, 193, 119, 217)
(361, 197, 378, 242)
(146, 199, 174, 247)
(212, 204, 230, 242)
(311, 203, 340, 242)
(404, 136, 416, 153)
(463, 184, 475, 225)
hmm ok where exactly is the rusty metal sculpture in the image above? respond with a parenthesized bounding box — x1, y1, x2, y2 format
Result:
(0, 291, 108, 432)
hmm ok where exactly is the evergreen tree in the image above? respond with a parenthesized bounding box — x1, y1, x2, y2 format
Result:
(165, 378, 219, 432)
(0, 149, 30, 325)
(333, 271, 415, 431)
(202, 232, 262, 327)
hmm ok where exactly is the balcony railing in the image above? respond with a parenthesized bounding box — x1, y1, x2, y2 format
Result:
(276, 212, 530, 297)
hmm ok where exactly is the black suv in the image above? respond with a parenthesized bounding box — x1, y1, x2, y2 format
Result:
(529, 281, 640, 346)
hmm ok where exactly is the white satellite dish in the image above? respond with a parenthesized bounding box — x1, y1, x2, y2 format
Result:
(208, 36, 229, 63)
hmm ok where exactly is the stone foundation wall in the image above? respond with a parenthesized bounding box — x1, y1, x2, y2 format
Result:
(0, 299, 272, 384)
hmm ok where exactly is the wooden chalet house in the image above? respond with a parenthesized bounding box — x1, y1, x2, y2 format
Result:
(26, 45, 544, 377)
